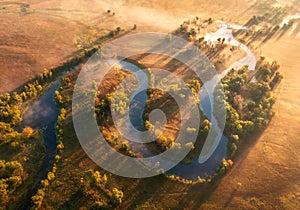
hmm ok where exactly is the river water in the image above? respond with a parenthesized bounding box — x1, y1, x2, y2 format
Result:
(20, 79, 61, 209)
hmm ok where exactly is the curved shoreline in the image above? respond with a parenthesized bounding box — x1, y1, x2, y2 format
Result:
(19, 21, 258, 188)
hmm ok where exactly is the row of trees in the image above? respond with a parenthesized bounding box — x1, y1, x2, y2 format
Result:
(81, 170, 124, 208)
(165, 158, 233, 184)
(31, 108, 66, 209)
(0, 83, 41, 208)
(0, 35, 105, 209)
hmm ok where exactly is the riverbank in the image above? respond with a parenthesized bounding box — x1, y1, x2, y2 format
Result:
(201, 18, 300, 210)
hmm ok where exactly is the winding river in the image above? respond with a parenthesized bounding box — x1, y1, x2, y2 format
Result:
(20, 21, 257, 193)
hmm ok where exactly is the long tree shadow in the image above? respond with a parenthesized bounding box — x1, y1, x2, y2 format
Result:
(259, 28, 280, 46)
(223, 188, 237, 209)
(275, 23, 294, 41)
(122, 175, 169, 209)
(203, 123, 277, 208)
(291, 22, 300, 37)
(59, 189, 85, 210)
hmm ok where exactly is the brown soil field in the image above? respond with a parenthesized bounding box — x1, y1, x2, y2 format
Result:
(1, 0, 254, 93)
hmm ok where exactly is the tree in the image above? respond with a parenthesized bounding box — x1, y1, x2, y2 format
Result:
(0, 180, 9, 209)
(185, 142, 195, 150)
(208, 18, 213, 24)
(121, 142, 129, 151)
(0, 160, 23, 178)
(145, 120, 153, 130)
(110, 91, 129, 116)
(111, 188, 123, 205)
(20, 92, 27, 101)
(55, 90, 63, 105)
(233, 94, 243, 114)
(225, 102, 242, 135)
(31, 189, 45, 209)
(6, 176, 22, 192)
(92, 201, 105, 209)
(21, 126, 34, 139)
(41, 179, 49, 188)
(0, 122, 13, 134)
(102, 174, 108, 185)
(47, 172, 55, 181)
(230, 142, 238, 154)
(0, 104, 22, 126)
(200, 119, 211, 135)
(0, 160, 23, 208)
(186, 127, 197, 133)
(270, 72, 283, 89)
(92, 171, 102, 184)
(246, 82, 270, 102)
(12, 92, 22, 104)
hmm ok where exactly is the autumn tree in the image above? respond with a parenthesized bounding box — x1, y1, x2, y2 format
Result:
(0, 180, 9, 209)
(21, 126, 34, 139)
(111, 188, 124, 205)
(0, 160, 23, 208)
